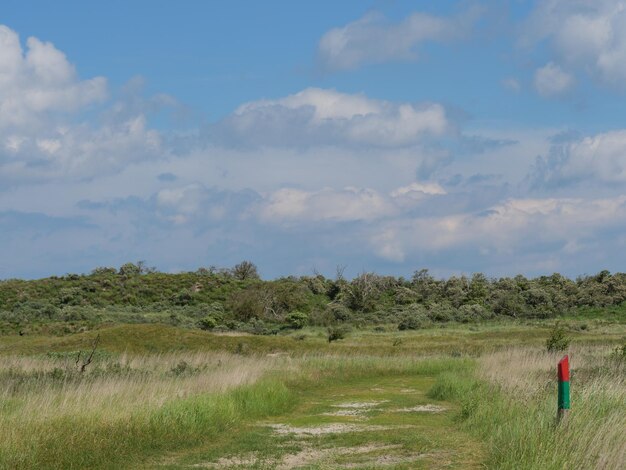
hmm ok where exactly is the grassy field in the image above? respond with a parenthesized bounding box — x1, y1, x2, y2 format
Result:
(0, 320, 624, 469)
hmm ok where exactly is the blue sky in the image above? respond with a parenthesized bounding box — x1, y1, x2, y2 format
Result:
(2, 0, 626, 279)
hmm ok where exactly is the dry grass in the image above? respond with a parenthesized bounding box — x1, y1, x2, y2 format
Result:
(468, 346, 626, 470)
(0, 352, 294, 469)
(0, 352, 275, 418)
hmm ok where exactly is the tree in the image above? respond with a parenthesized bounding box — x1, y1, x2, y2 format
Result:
(232, 261, 260, 281)
(119, 262, 141, 276)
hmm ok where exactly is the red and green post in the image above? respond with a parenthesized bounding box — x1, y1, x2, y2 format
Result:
(557, 355, 570, 422)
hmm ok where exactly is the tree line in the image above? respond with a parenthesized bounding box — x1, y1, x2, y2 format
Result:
(1, 262, 625, 333)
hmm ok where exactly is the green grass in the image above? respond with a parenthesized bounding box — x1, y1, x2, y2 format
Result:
(0, 372, 297, 469)
(1, 320, 624, 469)
(149, 359, 485, 469)
(3, 317, 625, 357)
(427, 348, 626, 469)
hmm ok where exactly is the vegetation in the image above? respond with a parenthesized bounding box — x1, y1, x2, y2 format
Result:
(439, 347, 626, 469)
(3, 262, 626, 336)
(545, 322, 571, 352)
(2, 263, 625, 468)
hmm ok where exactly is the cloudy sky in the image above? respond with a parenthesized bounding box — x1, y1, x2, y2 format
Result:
(2, 0, 626, 279)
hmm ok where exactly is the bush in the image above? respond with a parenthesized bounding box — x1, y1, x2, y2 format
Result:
(326, 302, 352, 322)
(455, 304, 491, 322)
(118, 262, 141, 276)
(546, 323, 570, 352)
(327, 325, 350, 343)
(170, 289, 195, 306)
(285, 311, 308, 329)
(197, 316, 218, 330)
(398, 311, 430, 330)
(426, 302, 455, 322)
(227, 289, 265, 322)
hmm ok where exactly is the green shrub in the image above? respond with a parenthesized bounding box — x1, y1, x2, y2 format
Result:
(455, 303, 491, 322)
(197, 316, 217, 330)
(326, 302, 352, 322)
(327, 325, 350, 343)
(285, 311, 308, 329)
(398, 312, 430, 330)
(426, 302, 455, 322)
(546, 323, 570, 352)
(227, 289, 265, 322)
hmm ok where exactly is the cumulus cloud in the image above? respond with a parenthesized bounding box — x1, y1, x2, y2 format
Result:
(258, 187, 396, 223)
(531, 129, 626, 187)
(210, 87, 449, 148)
(1, 114, 163, 184)
(152, 184, 260, 226)
(369, 195, 626, 263)
(317, 10, 476, 71)
(522, 0, 626, 84)
(257, 180, 452, 224)
(0, 25, 107, 129)
(0, 25, 169, 185)
(534, 62, 574, 96)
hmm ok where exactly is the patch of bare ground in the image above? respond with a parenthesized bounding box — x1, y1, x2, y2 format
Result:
(321, 400, 388, 417)
(195, 444, 412, 469)
(267, 423, 415, 436)
(277, 444, 403, 470)
(393, 404, 446, 413)
(332, 400, 388, 408)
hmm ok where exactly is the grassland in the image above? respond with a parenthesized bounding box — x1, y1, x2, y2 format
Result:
(0, 317, 624, 469)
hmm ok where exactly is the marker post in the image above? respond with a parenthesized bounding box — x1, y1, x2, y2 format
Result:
(557, 355, 570, 423)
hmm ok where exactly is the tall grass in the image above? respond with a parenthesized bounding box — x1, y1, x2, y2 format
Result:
(0, 350, 474, 469)
(2, 341, 624, 469)
(430, 346, 626, 470)
(0, 352, 295, 469)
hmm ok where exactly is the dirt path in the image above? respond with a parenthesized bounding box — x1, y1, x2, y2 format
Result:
(151, 375, 483, 469)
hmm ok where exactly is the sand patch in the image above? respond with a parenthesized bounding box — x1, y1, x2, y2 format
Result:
(321, 400, 388, 417)
(322, 409, 366, 417)
(277, 444, 402, 469)
(195, 444, 410, 469)
(393, 404, 446, 413)
(268, 423, 414, 436)
(332, 400, 388, 409)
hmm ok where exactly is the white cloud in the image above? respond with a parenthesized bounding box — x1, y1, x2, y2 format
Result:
(257, 181, 450, 224)
(215, 87, 449, 148)
(532, 129, 626, 186)
(522, 1, 626, 84)
(390, 181, 446, 198)
(317, 10, 475, 71)
(370, 195, 626, 262)
(1, 115, 163, 183)
(0, 25, 107, 129)
(534, 62, 574, 96)
(0, 25, 169, 184)
(259, 187, 396, 223)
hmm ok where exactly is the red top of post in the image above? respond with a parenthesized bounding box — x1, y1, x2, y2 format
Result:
(558, 355, 569, 382)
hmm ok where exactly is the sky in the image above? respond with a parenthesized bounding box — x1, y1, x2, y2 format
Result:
(2, 0, 626, 280)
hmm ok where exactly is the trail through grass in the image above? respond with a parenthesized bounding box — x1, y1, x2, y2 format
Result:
(152, 373, 484, 469)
